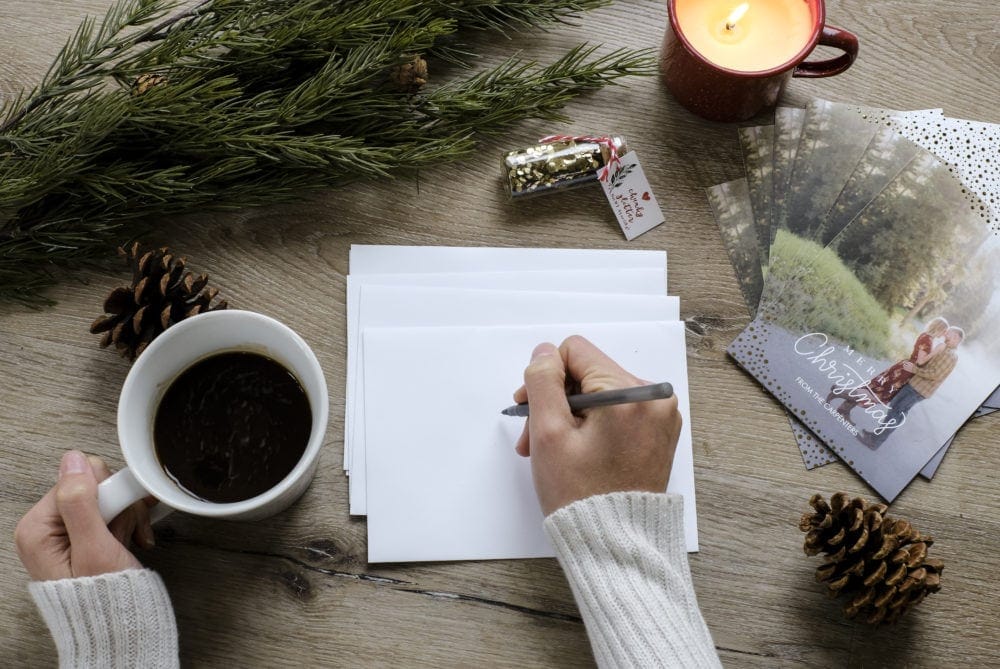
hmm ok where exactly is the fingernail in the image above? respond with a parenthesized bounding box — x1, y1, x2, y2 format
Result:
(60, 451, 88, 478)
(142, 524, 156, 549)
(531, 342, 557, 361)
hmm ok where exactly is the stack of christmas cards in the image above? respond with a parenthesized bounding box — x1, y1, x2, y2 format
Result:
(709, 99, 1000, 501)
(343, 245, 697, 561)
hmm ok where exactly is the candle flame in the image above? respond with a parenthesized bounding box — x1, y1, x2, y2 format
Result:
(725, 2, 750, 30)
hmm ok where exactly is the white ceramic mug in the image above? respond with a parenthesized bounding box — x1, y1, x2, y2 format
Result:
(97, 310, 329, 524)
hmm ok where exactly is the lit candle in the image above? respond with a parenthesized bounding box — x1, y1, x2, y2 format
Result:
(674, 0, 814, 72)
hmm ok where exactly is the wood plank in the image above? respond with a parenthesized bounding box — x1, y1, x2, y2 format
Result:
(1, 0, 998, 666)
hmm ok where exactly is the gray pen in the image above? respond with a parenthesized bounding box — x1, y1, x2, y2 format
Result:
(501, 382, 674, 417)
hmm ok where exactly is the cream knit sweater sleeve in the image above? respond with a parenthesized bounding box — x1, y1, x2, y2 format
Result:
(29, 569, 179, 668)
(544, 491, 721, 669)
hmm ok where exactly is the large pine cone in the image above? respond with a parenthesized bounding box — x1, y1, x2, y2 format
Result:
(90, 243, 228, 360)
(799, 493, 943, 625)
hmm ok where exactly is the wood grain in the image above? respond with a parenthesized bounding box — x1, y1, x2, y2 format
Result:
(1, 0, 998, 666)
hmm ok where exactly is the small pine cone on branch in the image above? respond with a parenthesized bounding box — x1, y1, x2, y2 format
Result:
(130, 72, 168, 96)
(799, 492, 943, 625)
(388, 54, 428, 93)
(90, 243, 228, 360)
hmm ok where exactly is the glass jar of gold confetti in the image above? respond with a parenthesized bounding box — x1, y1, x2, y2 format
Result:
(502, 135, 627, 198)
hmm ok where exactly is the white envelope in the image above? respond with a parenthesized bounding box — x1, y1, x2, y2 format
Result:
(343, 267, 668, 471)
(363, 320, 697, 563)
(349, 287, 680, 515)
(349, 245, 666, 274)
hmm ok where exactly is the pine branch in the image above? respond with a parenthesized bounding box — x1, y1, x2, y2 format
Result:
(421, 45, 655, 132)
(0, 0, 651, 304)
(0, 0, 174, 133)
(440, 0, 612, 33)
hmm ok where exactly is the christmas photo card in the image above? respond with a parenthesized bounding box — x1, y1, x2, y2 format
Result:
(714, 99, 1000, 477)
(727, 148, 1000, 501)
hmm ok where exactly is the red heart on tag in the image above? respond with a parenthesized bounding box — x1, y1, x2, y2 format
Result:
(642, 192, 651, 201)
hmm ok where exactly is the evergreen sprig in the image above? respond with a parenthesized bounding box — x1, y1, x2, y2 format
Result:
(0, 0, 654, 304)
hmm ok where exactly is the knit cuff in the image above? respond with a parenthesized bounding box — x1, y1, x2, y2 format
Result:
(29, 569, 179, 669)
(545, 491, 689, 567)
(544, 492, 720, 669)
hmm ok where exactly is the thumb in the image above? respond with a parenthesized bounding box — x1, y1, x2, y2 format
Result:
(523, 342, 572, 434)
(55, 451, 116, 553)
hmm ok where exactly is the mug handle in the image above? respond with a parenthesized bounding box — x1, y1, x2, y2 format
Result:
(793, 25, 859, 78)
(98, 468, 175, 525)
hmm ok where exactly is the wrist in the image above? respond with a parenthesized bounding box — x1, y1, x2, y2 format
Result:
(543, 484, 670, 517)
(545, 488, 676, 517)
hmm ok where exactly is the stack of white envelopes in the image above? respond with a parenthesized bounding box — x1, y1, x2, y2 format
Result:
(344, 245, 698, 563)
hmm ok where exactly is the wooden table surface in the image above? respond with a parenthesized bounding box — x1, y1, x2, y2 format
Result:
(1, 1, 998, 666)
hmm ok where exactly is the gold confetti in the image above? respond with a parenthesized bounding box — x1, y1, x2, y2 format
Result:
(502, 136, 626, 198)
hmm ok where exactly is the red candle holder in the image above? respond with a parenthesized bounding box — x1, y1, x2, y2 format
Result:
(660, 0, 859, 122)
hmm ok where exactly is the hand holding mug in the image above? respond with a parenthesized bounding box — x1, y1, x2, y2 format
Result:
(19, 311, 328, 581)
(15, 451, 154, 581)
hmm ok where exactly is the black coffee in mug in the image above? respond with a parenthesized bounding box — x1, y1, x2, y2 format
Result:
(153, 351, 312, 503)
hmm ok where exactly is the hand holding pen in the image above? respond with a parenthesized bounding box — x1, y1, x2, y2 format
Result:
(512, 335, 682, 516)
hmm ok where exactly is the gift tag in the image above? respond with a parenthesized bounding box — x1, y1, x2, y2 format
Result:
(599, 151, 665, 241)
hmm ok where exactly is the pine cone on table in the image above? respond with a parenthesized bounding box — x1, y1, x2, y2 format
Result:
(90, 243, 228, 360)
(799, 492, 943, 625)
